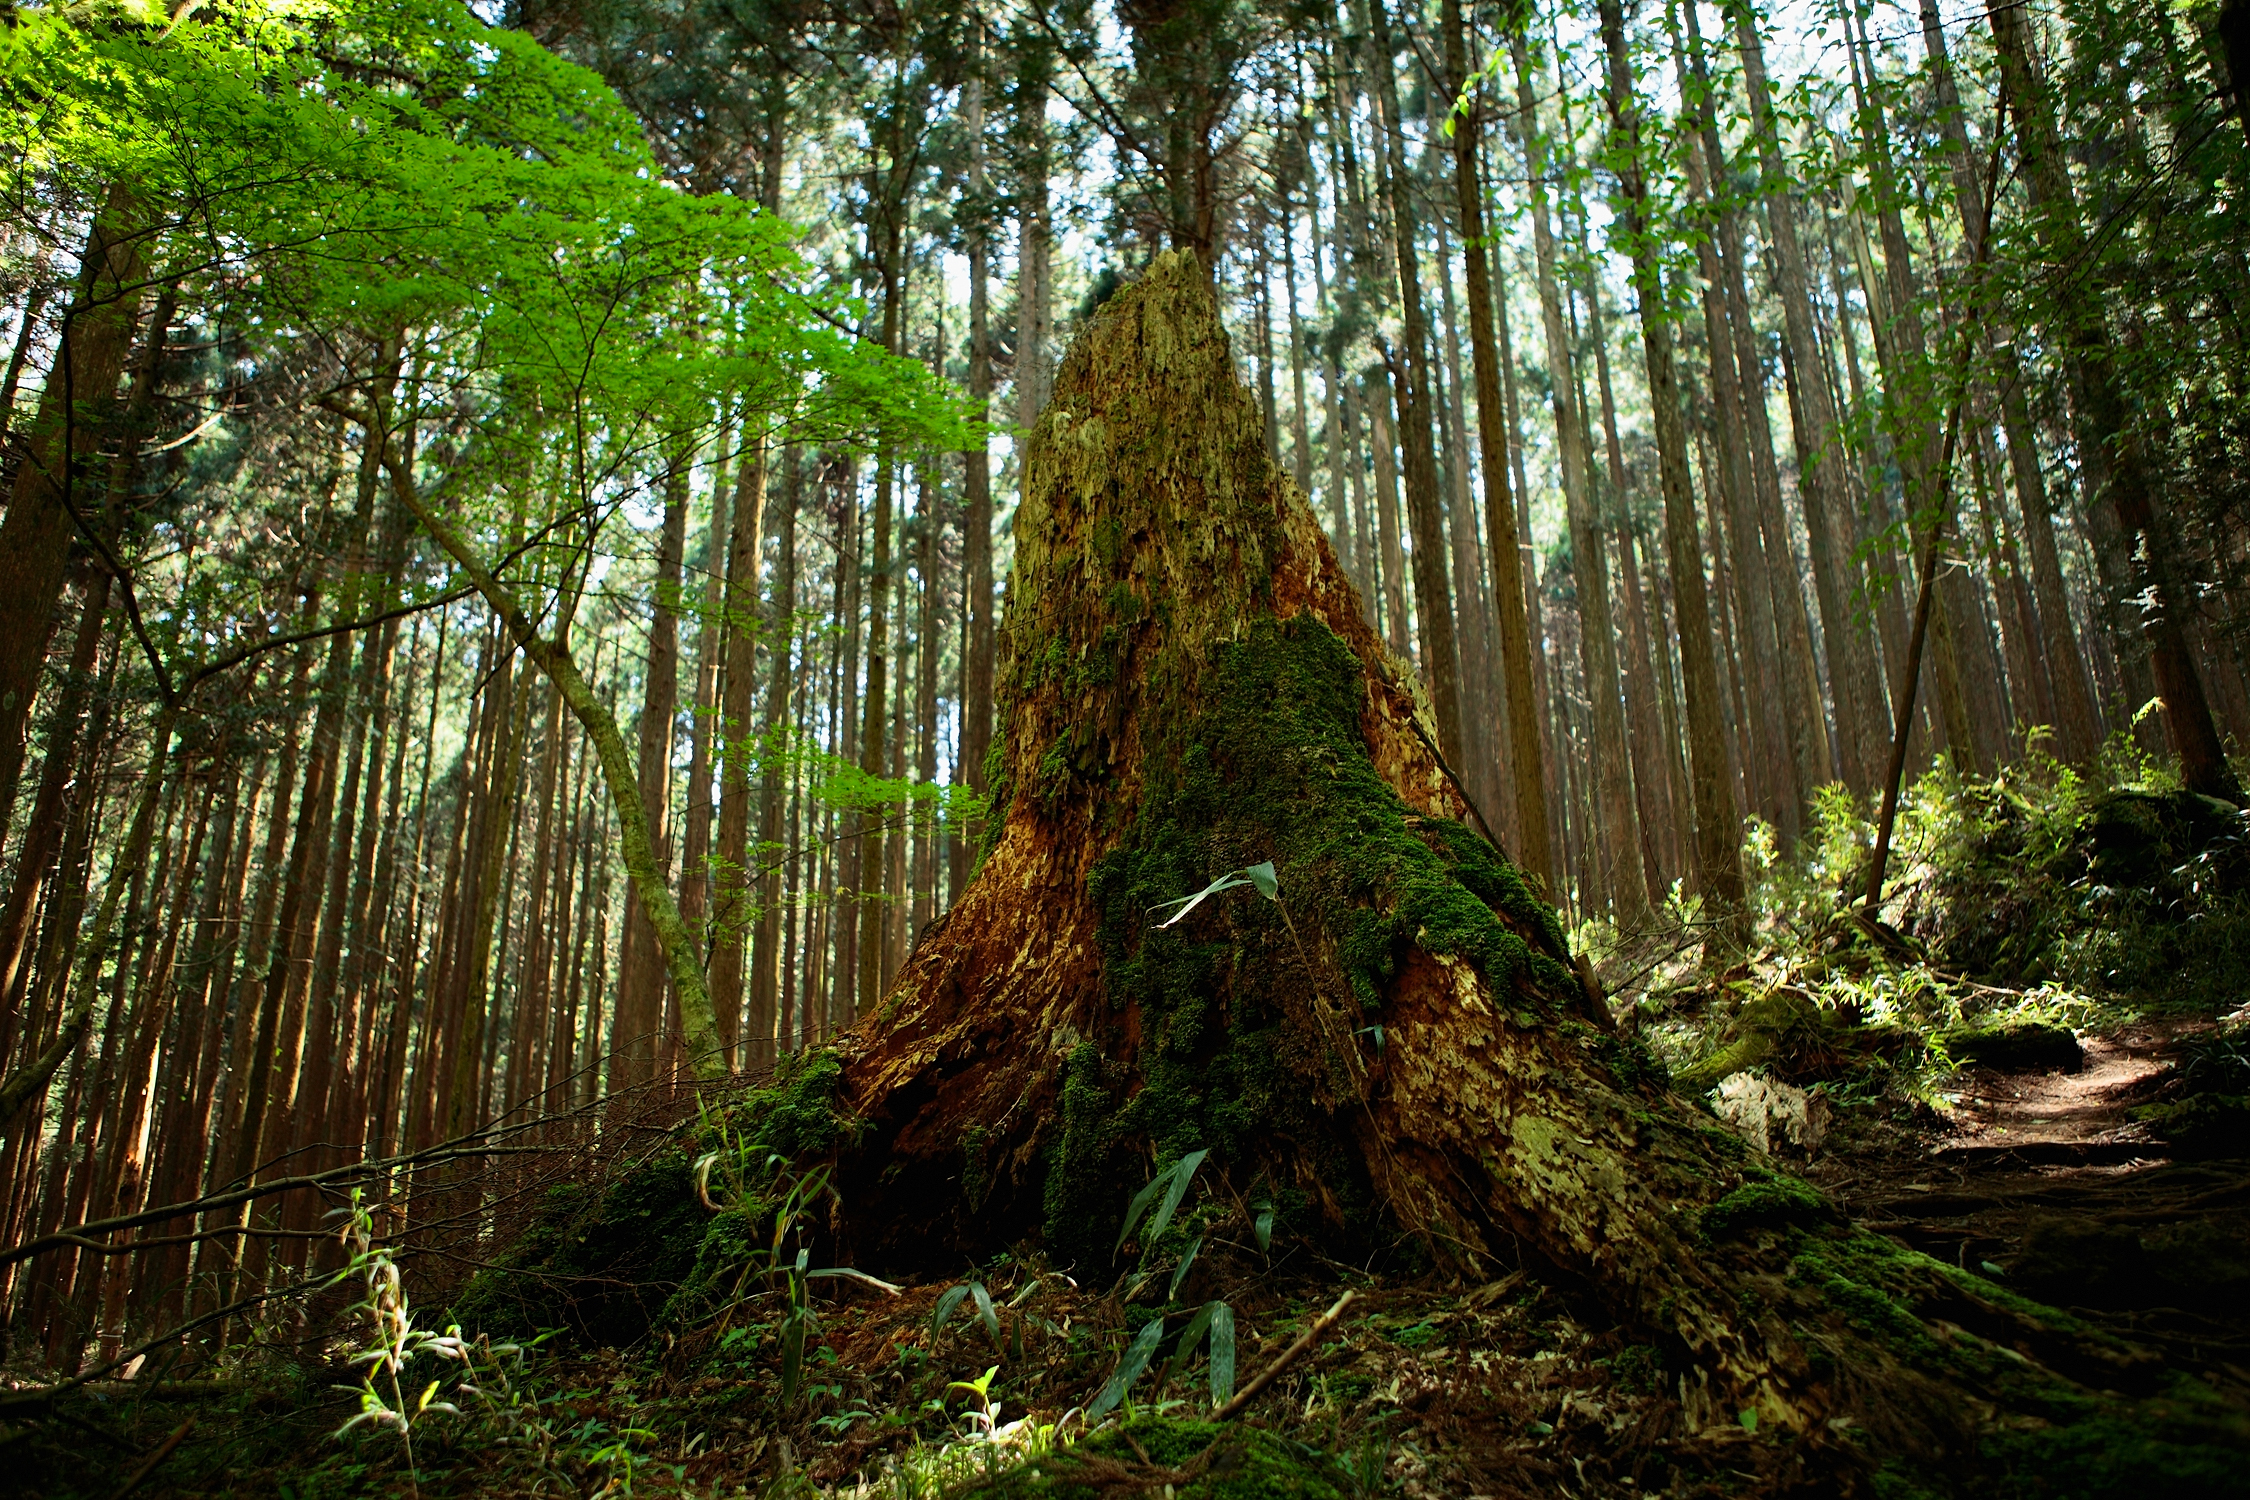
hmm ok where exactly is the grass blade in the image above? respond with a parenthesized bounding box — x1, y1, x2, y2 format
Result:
(1143, 1149, 1208, 1245)
(1115, 1170, 1171, 1257)
(1246, 861, 1279, 899)
(1167, 1236, 1203, 1303)
(1160, 1301, 1215, 1390)
(1151, 873, 1251, 929)
(970, 1281, 1001, 1347)
(929, 1283, 970, 1336)
(1208, 1302, 1235, 1408)
(780, 1314, 806, 1403)
(1087, 1317, 1166, 1420)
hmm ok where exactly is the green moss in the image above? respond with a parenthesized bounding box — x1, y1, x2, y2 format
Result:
(962, 1122, 992, 1210)
(1785, 1231, 1940, 1360)
(2132, 1092, 2250, 1158)
(946, 1415, 1353, 1499)
(449, 1052, 849, 1344)
(1701, 1174, 1832, 1241)
(448, 1148, 707, 1345)
(1042, 1042, 1134, 1268)
(725, 1046, 850, 1159)
(1977, 1375, 2250, 1499)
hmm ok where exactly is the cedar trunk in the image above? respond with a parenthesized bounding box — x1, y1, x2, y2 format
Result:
(827, 256, 2148, 1450)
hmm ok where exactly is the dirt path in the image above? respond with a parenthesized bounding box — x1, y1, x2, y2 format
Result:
(1814, 1016, 2250, 1386)
(1932, 1022, 2172, 1160)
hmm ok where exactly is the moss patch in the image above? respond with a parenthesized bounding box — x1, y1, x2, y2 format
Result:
(946, 1415, 1353, 1499)
(448, 1148, 706, 1345)
(449, 1050, 851, 1344)
(1701, 1173, 1833, 1241)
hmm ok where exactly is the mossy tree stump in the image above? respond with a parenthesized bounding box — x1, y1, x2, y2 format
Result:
(826, 253, 2231, 1477)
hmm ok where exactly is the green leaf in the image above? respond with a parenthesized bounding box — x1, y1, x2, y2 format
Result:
(1245, 861, 1279, 899)
(1167, 1237, 1203, 1303)
(1115, 1170, 1171, 1258)
(1160, 1302, 1216, 1390)
(1143, 1149, 1208, 1247)
(929, 1283, 970, 1336)
(1738, 1408, 1759, 1432)
(1151, 872, 1252, 929)
(1087, 1317, 1167, 1420)
(1253, 1205, 1275, 1254)
(780, 1314, 806, 1403)
(971, 1281, 1001, 1347)
(1208, 1303, 1236, 1408)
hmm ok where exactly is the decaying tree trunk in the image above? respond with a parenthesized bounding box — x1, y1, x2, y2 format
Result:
(828, 253, 2197, 1462)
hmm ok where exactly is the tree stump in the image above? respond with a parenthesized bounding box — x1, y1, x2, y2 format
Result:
(827, 252, 2231, 1475)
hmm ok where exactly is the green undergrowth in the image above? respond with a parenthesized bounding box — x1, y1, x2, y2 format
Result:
(449, 1048, 850, 1343)
(1637, 742, 2250, 1113)
(1826, 738, 2250, 1002)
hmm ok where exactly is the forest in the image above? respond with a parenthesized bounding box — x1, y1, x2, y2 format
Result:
(2, 0, 2249, 1491)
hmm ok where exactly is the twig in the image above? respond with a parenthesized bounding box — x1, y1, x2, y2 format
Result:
(107, 1416, 195, 1500)
(1211, 1290, 1355, 1422)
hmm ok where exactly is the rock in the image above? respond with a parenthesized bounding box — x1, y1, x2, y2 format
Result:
(1946, 1023, 2083, 1073)
(2133, 1092, 2250, 1158)
(1710, 1072, 1828, 1156)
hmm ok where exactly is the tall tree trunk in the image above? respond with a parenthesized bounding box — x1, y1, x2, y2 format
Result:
(679, 425, 732, 1030)
(1984, 0, 2236, 798)
(1916, 0, 2094, 762)
(1442, 5, 1553, 887)
(1365, 0, 1465, 765)
(1509, 34, 1647, 926)
(1731, 1, 1886, 796)
(912, 459, 942, 945)
(0, 185, 149, 848)
(1365, 374, 1412, 656)
(1666, 19, 1797, 838)
(751, 451, 801, 1059)
(959, 49, 997, 897)
(1598, 0, 1745, 909)
(616, 461, 689, 1080)
(1433, 226, 1502, 826)
(0, 570, 111, 1037)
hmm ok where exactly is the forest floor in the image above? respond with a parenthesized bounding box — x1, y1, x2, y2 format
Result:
(16, 1001, 2247, 1500)
(9, 773, 2250, 1497)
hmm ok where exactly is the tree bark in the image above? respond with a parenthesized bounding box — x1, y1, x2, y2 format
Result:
(616, 460, 689, 1080)
(751, 451, 800, 1054)
(712, 436, 767, 1061)
(1364, 0, 1465, 765)
(960, 52, 997, 897)
(1986, 0, 2236, 794)
(1730, 1, 1886, 796)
